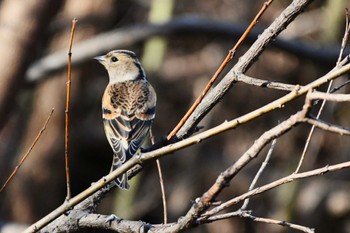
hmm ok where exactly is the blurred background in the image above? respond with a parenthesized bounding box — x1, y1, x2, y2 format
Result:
(0, 0, 350, 232)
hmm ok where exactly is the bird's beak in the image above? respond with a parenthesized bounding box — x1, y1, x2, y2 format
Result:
(94, 55, 106, 64)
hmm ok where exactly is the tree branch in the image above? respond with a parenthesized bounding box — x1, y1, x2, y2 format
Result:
(175, 0, 315, 139)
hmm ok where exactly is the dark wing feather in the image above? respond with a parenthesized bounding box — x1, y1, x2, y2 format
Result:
(102, 81, 156, 189)
(103, 110, 153, 162)
(126, 117, 152, 159)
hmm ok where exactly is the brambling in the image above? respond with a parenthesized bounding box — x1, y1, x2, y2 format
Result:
(95, 50, 157, 189)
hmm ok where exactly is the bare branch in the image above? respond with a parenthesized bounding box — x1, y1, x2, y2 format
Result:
(308, 91, 350, 102)
(166, 0, 274, 141)
(234, 73, 297, 91)
(295, 12, 350, 172)
(176, 0, 317, 139)
(203, 161, 350, 218)
(204, 211, 314, 233)
(304, 117, 350, 135)
(64, 17, 78, 201)
(336, 9, 350, 66)
(0, 109, 54, 193)
(239, 212, 315, 233)
(150, 128, 168, 224)
(241, 139, 277, 210)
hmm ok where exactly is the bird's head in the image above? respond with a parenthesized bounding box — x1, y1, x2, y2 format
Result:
(94, 50, 146, 83)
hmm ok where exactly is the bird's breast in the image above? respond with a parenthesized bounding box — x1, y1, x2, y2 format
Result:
(106, 81, 151, 115)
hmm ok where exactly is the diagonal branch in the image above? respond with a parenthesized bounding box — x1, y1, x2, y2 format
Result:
(176, 0, 315, 139)
(295, 12, 350, 173)
(204, 211, 314, 233)
(304, 117, 350, 135)
(202, 161, 350, 218)
(240, 139, 277, 210)
(0, 109, 54, 193)
(166, 0, 274, 141)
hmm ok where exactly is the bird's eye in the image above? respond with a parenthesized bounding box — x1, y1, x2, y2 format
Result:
(111, 56, 118, 62)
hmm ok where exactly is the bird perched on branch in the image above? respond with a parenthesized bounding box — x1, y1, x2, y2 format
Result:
(95, 50, 156, 189)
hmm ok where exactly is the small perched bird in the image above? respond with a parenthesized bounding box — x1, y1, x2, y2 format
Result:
(95, 50, 156, 189)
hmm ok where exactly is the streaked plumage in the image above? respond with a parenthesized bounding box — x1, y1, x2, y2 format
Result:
(95, 50, 156, 189)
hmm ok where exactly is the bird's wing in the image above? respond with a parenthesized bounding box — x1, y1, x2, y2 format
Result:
(103, 82, 156, 168)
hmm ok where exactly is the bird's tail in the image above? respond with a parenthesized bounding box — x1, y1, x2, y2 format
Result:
(110, 153, 130, 190)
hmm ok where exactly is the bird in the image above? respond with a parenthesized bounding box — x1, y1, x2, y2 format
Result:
(94, 50, 156, 189)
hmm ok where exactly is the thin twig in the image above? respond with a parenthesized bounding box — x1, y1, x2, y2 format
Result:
(202, 161, 350, 218)
(304, 117, 350, 135)
(0, 109, 54, 193)
(295, 87, 330, 173)
(295, 12, 350, 173)
(150, 130, 168, 224)
(339, 54, 350, 67)
(156, 159, 167, 223)
(166, 0, 274, 141)
(65, 18, 78, 201)
(241, 139, 276, 210)
(304, 91, 350, 135)
(234, 73, 297, 91)
(204, 210, 314, 233)
(240, 212, 314, 233)
(336, 9, 350, 67)
(308, 91, 350, 102)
